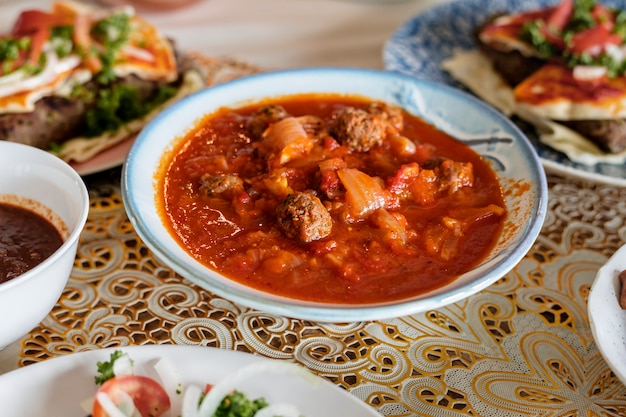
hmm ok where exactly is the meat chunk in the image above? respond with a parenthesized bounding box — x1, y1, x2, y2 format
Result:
(423, 158, 474, 194)
(476, 39, 545, 87)
(246, 104, 289, 140)
(275, 192, 332, 243)
(561, 119, 626, 154)
(0, 74, 172, 149)
(199, 173, 244, 198)
(365, 102, 404, 132)
(0, 96, 86, 149)
(388, 158, 474, 206)
(331, 107, 387, 152)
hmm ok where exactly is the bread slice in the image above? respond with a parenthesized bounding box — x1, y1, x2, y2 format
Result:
(442, 49, 626, 164)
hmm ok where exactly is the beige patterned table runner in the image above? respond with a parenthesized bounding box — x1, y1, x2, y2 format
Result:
(11, 168, 626, 416)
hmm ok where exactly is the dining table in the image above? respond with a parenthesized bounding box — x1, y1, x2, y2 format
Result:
(1, 0, 626, 415)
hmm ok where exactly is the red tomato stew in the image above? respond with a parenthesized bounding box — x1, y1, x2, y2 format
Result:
(158, 94, 506, 304)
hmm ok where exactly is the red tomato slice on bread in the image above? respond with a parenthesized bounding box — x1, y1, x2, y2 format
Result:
(569, 25, 623, 55)
(11, 10, 66, 36)
(545, 0, 573, 31)
(92, 375, 171, 417)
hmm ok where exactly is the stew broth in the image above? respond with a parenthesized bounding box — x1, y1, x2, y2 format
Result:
(159, 94, 506, 304)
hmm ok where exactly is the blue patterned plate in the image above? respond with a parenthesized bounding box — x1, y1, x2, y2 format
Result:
(383, 0, 626, 186)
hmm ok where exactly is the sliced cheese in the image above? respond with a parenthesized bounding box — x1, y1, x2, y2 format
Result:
(442, 49, 626, 165)
(0, 53, 81, 113)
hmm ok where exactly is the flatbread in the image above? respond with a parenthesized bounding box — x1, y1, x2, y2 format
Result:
(57, 53, 260, 163)
(514, 63, 626, 121)
(442, 49, 626, 165)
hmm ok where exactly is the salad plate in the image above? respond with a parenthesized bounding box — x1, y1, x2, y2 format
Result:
(383, 0, 626, 186)
(0, 344, 380, 416)
(588, 244, 626, 386)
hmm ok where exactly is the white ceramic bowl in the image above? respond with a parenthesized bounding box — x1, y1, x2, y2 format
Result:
(0, 142, 89, 348)
(588, 244, 626, 385)
(122, 68, 548, 322)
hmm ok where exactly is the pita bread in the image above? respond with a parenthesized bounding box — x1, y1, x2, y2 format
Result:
(442, 49, 626, 165)
(57, 53, 260, 163)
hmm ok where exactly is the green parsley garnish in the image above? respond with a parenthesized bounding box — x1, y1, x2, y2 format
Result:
(83, 83, 177, 137)
(214, 391, 269, 417)
(50, 25, 74, 58)
(95, 350, 127, 385)
(519, 0, 626, 77)
(567, 0, 597, 32)
(91, 11, 131, 84)
(520, 20, 558, 58)
(0, 37, 31, 75)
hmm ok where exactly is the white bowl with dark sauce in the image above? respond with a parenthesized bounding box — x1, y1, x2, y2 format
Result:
(0, 142, 89, 349)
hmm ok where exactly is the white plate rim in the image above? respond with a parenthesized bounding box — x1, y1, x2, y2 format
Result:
(0, 344, 380, 416)
(588, 244, 626, 385)
(68, 134, 136, 176)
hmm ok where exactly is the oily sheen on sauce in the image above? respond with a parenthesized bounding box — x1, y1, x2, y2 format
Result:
(0, 202, 64, 283)
(159, 94, 506, 304)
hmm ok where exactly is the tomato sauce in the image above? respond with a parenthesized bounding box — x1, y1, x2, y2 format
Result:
(0, 202, 64, 283)
(159, 94, 506, 304)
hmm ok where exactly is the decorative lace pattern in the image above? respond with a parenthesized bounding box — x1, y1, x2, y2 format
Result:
(17, 170, 626, 416)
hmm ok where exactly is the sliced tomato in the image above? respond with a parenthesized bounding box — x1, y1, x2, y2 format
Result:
(569, 25, 623, 55)
(72, 12, 102, 73)
(26, 27, 49, 64)
(92, 375, 171, 417)
(11, 10, 62, 36)
(545, 0, 573, 31)
(539, 26, 566, 50)
(10, 9, 74, 66)
(10, 10, 55, 65)
(592, 4, 615, 28)
(480, 8, 552, 41)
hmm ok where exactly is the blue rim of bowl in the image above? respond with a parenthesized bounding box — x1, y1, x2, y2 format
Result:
(121, 67, 547, 322)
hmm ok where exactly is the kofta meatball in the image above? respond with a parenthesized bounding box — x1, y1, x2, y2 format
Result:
(365, 102, 404, 132)
(199, 173, 244, 198)
(423, 157, 474, 194)
(246, 105, 289, 140)
(331, 107, 388, 152)
(276, 192, 332, 243)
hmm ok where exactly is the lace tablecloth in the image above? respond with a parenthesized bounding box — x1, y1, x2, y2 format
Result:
(3, 166, 623, 416)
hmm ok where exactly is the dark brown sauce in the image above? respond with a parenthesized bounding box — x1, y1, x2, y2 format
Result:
(0, 202, 64, 283)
